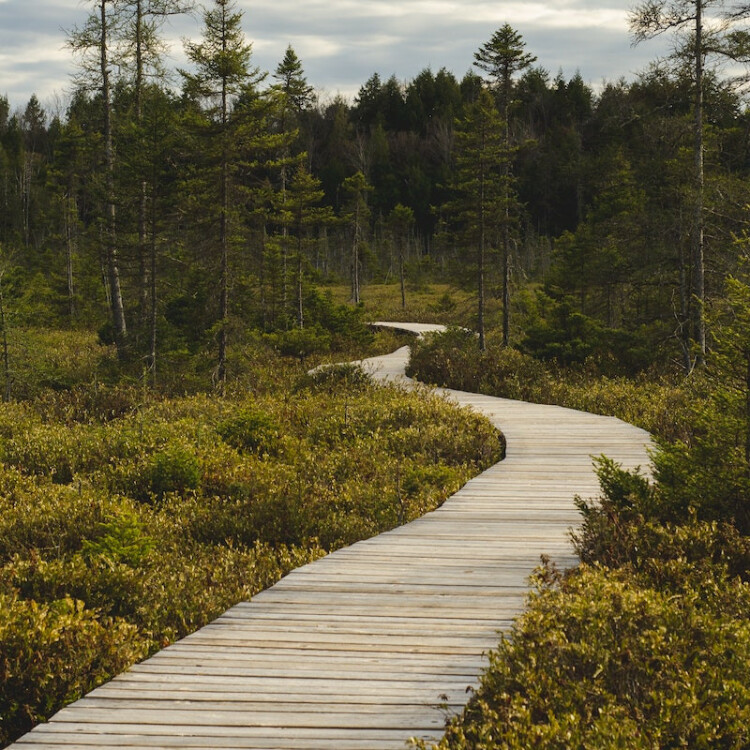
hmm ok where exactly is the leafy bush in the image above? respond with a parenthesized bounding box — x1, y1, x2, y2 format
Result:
(146, 441, 201, 499)
(415, 562, 750, 750)
(408, 328, 693, 442)
(216, 407, 280, 455)
(0, 594, 147, 747)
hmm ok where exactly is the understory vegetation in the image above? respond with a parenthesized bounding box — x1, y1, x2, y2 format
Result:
(0, 329, 502, 747)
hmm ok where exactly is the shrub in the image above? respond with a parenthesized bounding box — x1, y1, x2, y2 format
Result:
(415, 563, 750, 750)
(0, 593, 147, 747)
(146, 442, 201, 499)
(216, 408, 280, 455)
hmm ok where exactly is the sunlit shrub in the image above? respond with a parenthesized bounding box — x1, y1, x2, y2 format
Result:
(415, 563, 750, 750)
(146, 442, 201, 499)
(0, 593, 147, 747)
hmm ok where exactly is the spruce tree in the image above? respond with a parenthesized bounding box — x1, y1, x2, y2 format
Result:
(181, 0, 260, 391)
(451, 88, 509, 351)
(68, 0, 128, 358)
(474, 25, 535, 345)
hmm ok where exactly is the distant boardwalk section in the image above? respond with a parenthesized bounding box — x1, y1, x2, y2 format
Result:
(12, 323, 652, 749)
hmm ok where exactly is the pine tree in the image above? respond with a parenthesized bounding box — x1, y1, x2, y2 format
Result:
(181, 0, 260, 391)
(451, 88, 510, 350)
(474, 25, 535, 345)
(278, 164, 332, 328)
(630, 0, 750, 369)
(341, 171, 373, 305)
(387, 204, 414, 309)
(118, 0, 192, 339)
(68, 0, 128, 358)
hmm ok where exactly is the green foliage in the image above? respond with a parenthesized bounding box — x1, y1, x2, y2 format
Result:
(416, 562, 750, 750)
(520, 291, 655, 373)
(270, 325, 332, 360)
(82, 512, 155, 567)
(0, 594, 147, 747)
(216, 407, 280, 455)
(0, 335, 502, 745)
(146, 441, 201, 499)
(408, 328, 692, 442)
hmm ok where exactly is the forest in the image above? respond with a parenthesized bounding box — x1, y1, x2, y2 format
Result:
(2, 0, 750, 746)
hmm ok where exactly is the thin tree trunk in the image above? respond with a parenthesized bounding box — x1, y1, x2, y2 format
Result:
(679, 240, 692, 372)
(399, 247, 406, 310)
(64, 194, 76, 320)
(297, 236, 304, 329)
(218, 79, 229, 393)
(502, 220, 510, 347)
(501, 70, 511, 347)
(101, 0, 127, 357)
(149, 173, 158, 387)
(478, 156, 486, 352)
(693, 0, 706, 366)
(351, 206, 361, 304)
(0, 271, 11, 402)
(136, 0, 149, 328)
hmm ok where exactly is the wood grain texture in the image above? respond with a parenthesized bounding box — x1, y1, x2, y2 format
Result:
(12, 322, 652, 749)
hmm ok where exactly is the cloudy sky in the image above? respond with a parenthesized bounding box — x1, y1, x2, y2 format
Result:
(0, 0, 670, 113)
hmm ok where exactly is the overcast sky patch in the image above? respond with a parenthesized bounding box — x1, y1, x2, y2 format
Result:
(0, 0, 670, 113)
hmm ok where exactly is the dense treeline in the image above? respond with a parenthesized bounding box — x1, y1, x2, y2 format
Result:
(3, 0, 750, 389)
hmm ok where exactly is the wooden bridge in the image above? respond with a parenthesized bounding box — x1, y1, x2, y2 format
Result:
(12, 323, 652, 749)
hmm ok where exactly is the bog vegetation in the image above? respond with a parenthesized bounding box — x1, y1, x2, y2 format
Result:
(3, 0, 750, 746)
(0, 330, 503, 746)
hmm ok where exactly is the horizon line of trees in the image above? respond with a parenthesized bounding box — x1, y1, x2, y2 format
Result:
(2, 0, 750, 388)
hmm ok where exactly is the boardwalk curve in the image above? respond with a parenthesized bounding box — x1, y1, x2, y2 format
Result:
(12, 323, 652, 750)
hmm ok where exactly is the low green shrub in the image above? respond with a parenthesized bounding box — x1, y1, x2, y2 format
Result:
(216, 407, 280, 455)
(0, 594, 147, 747)
(415, 562, 750, 750)
(146, 441, 201, 499)
(408, 328, 693, 443)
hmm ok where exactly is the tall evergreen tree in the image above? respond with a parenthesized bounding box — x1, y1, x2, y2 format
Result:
(341, 171, 373, 305)
(630, 0, 750, 369)
(181, 0, 260, 391)
(68, 0, 128, 357)
(278, 164, 332, 328)
(118, 0, 192, 335)
(474, 25, 536, 345)
(451, 88, 510, 350)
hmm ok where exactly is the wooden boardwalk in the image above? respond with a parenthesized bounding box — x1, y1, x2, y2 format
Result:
(12, 323, 652, 750)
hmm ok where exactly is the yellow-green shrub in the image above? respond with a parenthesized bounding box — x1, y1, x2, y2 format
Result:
(0, 594, 147, 747)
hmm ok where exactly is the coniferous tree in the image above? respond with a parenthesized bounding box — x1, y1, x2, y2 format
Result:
(181, 0, 261, 391)
(474, 25, 536, 345)
(387, 204, 415, 309)
(278, 164, 332, 328)
(630, 0, 750, 369)
(451, 88, 509, 350)
(68, 0, 128, 357)
(341, 171, 373, 305)
(118, 0, 192, 335)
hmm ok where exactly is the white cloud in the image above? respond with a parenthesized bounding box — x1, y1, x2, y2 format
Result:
(0, 0, 670, 109)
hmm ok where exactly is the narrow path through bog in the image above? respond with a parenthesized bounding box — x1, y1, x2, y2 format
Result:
(12, 323, 652, 750)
